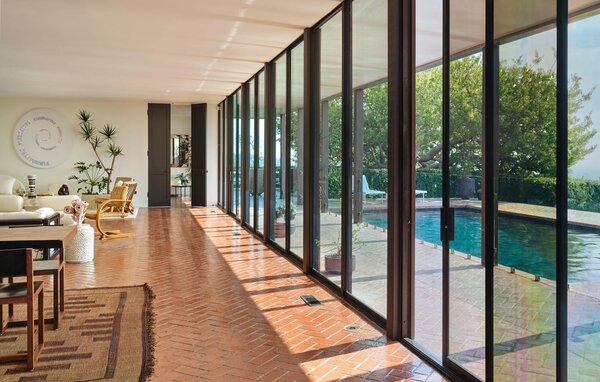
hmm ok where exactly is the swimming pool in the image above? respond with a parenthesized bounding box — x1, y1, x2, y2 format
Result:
(364, 209, 600, 282)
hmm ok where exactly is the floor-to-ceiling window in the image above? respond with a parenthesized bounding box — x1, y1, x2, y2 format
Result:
(447, 2, 485, 379)
(247, 79, 256, 229)
(315, 11, 342, 286)
(272, 54, 288, 248)
(350, 0, 388, 318)
(236, 89, 243, 220)
(568, 9, 600, 381)
(413, 0, 443, 357)
(231, 92, 239, 217)
(217, 2, 600, 379)
(257, 71, 266, 235)
(495, 7, 557, 379)
(290, 42, 304, 258)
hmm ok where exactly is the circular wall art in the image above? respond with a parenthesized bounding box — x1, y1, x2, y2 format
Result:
(13, 108, 74, 169)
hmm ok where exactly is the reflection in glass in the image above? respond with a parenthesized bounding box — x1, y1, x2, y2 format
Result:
(316, 12, 342, 286)
(350, 0, 388, 318)
(290, 43, 304, 258)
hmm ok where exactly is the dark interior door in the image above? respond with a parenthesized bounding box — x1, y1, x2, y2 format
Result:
(148, 103, 171, 207)
(191, 103, 207, 206)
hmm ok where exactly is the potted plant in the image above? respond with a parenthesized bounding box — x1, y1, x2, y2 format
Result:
(273, 201, 296, 238)
(319, 223, 366, 274)
(176, 172, 190, 186)
(76, 110, 124, 193)
(68, 161, 108, 199)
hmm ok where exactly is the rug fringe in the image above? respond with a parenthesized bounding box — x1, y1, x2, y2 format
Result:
(141, 283, 156, 382)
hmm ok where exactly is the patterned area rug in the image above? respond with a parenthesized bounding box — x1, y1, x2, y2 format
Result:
(0, 285, 155, 382)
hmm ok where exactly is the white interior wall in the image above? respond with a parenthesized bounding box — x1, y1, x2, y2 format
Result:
(0, 98, 220, 208)
(0, 97, 150, 207)
(206, 103, 219, 206)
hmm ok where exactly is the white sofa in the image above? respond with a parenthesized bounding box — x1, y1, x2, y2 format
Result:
(0, 175, 80, 225)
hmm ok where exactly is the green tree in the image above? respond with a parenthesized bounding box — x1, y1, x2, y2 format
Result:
(414, 54, 596, 177)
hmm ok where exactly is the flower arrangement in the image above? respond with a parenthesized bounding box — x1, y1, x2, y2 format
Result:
(64, 200, 89, 226)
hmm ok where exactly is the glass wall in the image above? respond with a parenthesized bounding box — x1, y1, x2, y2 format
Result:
(217, 1, 600, 379)
(568, 10, 600, 381)
(350, 0, 388, 318)
(272, 54, 288, 248)
(257, 72, 266, 235)
(231, 92, 240, 217)
(315, 11, 342, 287)
(290, 43, 304, 258)
(413, 0, 443, 357)
(247, 79, 256, 229)
(495, 4, 557, 379)
(447, 0, 485, 379)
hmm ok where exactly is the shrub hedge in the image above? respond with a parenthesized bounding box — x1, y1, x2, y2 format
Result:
(324, 167, 600, 213)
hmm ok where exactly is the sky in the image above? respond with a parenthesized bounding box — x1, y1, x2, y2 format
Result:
(502, 13, 600, 180)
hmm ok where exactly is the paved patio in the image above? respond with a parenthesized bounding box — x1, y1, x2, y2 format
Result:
(287, 201, 600, 381)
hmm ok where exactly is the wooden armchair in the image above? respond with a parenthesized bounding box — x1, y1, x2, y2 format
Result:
(0, 248, 45, 370)
(85, 185, 134, 240)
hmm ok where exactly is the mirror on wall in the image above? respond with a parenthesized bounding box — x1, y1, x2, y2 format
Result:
(171, 134, 190, 167)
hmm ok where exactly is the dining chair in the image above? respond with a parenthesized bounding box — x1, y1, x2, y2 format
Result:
(33, 249, 64, 330)
(0, 248, 45, 370)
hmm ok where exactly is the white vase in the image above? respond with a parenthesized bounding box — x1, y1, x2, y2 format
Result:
(65, 224, 95, 263)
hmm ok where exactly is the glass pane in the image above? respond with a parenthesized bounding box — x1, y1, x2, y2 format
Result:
(495, 4, 557, 379)
(248, 79, 255, 228)
(232, 93, 239, 216)
(290, 42, 304, 258)
(316, 12, 342, 287)
(350, 0, 388, 318)
(414, 0, 443, 357)
(447, 0, 485, 378)
(568, 11, 600, 381)
(273, 54, 287, 248)
(257, 72, 265, 235)
(236, 90, 242, 218)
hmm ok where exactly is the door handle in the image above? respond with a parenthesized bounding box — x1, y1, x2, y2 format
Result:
(440, 207, 455, 242)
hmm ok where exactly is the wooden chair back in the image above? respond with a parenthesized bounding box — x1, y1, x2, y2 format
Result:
(0, 248, 32, 278)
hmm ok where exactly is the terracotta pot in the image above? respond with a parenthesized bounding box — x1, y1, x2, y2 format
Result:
(324, 253, 357, 274)
(274, 222, 286, 238)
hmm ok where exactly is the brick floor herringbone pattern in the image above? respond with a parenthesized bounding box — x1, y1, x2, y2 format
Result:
(55, 201, 445, 381)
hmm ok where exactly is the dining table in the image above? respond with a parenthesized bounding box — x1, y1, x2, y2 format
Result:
(0, 224, 78, 329)
(0, 225, 77, 258)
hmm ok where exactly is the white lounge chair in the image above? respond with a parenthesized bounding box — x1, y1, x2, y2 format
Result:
(416, 189, 427, 202)
(362, 175, 386, 199)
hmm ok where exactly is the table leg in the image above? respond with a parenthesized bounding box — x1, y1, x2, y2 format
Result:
(60, 246, 65, 313)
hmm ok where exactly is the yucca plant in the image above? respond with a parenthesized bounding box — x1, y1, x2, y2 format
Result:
(76, 110, 124, 193)
(68, 161, 108, 194)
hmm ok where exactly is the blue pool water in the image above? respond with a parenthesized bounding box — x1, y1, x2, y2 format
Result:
(365, 209, 600, 282)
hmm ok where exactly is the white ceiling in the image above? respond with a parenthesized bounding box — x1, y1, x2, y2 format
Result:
(1, 0, 598, 105)
(0, 0, 342, 104)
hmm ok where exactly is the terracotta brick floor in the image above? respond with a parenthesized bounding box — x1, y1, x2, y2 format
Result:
(56, 201, 445, 382)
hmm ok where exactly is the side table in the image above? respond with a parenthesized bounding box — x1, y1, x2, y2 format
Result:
(65, 224, 95, 263)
